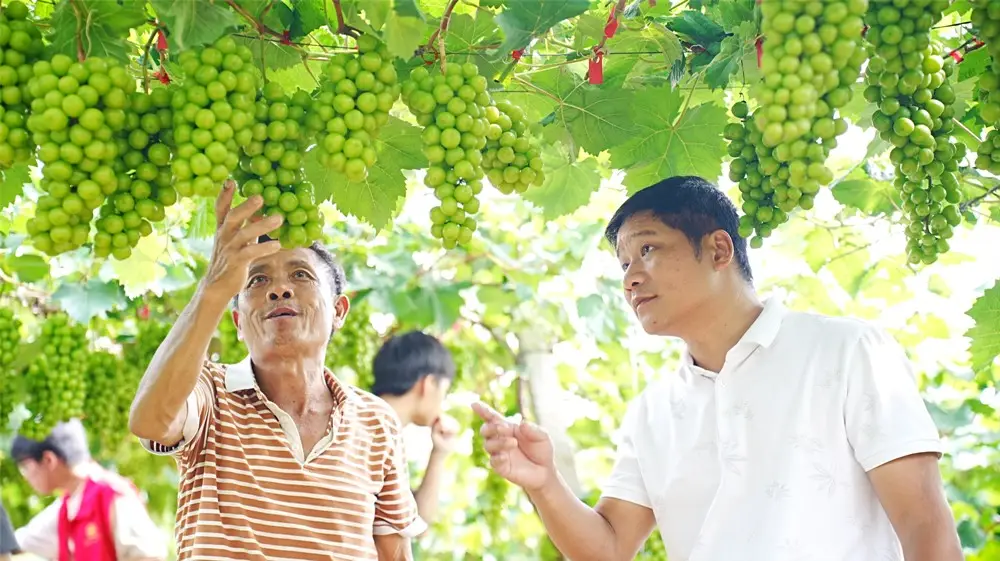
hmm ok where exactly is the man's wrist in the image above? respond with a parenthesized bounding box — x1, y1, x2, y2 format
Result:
(524, 466, 562, 501)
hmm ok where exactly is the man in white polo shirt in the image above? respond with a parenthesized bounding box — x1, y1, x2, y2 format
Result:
(472, 176, 962, 561)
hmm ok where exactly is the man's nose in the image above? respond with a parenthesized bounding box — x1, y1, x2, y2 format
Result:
(268, 286, 293, 300)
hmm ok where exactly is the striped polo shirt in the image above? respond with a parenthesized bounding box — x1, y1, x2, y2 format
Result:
(141, 357, 425, 560)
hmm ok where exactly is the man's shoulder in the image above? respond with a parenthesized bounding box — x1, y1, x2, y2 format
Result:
(779, 308, 883, 345)
(343, 385, 404, 431)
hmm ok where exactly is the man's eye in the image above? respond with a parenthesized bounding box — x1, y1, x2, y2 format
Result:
(294, 271, 308, 279)
(248, 275, 265, 286)
(620, 262, 629, 272)
(641, 244, 653, 256)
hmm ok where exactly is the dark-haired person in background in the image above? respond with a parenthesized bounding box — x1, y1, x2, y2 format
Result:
(473, 176, 963, 561)
(371, 331, 458, 528)
(10, 419, 165, 561)
(128, 180, 422, 560)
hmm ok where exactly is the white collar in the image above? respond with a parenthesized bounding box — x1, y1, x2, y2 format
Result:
(224, 356, 360, 405)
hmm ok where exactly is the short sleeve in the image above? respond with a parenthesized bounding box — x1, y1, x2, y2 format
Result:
(844, 327, 943, 472)
(600, 398, 653, 509)
(12, 499, 60, 559)
(373, 416, 426, 538)
(111, 493, 169, 560)
(139, 362, 216, 465)
(0, 503, 19, 555)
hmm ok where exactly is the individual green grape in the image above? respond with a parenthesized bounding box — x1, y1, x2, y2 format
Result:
(726, 100, 787, 249)
(0, 306, 23, 428)
(748, 0, 868, 241)
(83, 350, 132, 452)
(0, 1, 44, 169)
(482, 99, 545, 196)
(308, 35, 400, 182)
(24, 55, 136, 256)
(402, 62, 493, 248)
(19, 313, 87, 440)
(864, 0, 964, 265)
(170, 35, 259, 198)
(970, 0, 1000, 172)
(325, 297, 378, 389)
(236, 82, 322, 248)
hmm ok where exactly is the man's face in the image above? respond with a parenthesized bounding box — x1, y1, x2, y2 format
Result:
(615, 212, 722, 337)
(234, 248, 348, 355)
(17, 455, 57, 495)
(414, 376, 451, 427)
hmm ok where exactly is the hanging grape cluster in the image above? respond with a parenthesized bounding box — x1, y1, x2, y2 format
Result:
(84, 350, 133, 451)
(213, 314, 247, 364)
(725, 100, 776, 246)
(326, 297, 379, 389)
(482, 100, 545, 196)
(0, 1, 43, 169)
(171, 35, 259, 198)
(402, 63, 492, 248)
(237, 82, 322, 247)
(971, 0, 1000, 175)
(0, 306, 22, 425)
(24, 55, 135, 256)
(19, 314, 87, 440)
(864, 0, 964, 265)
(738, 0, 868, 246)
(94, 87, 177, 260)
(308, 34, 400, 182)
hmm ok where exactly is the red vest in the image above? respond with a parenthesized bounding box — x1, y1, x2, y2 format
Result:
(57, 477, 119, 561)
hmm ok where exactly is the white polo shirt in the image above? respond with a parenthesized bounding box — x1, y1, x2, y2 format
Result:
(602, 299, 942, 561)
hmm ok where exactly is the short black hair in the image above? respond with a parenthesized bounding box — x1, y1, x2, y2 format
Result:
(604, 176, 753, 282)
(370, 331, 456, 397)
(232, 236, 347, 307)
(11, 419, 90, 466)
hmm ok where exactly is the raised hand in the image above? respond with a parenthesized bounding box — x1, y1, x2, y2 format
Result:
(471, 401, 555, 492)
(430, 414, 459, 455)
(201, 180, 284, 300)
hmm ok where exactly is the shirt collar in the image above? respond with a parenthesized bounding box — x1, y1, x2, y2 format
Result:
(680, 297, 787, 374)
(224, 355, 359, 405)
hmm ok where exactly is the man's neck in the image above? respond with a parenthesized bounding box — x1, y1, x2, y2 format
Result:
(682, 286, 764, 373)
(252, 352, 334, 417)
(379, 395, 414, 426)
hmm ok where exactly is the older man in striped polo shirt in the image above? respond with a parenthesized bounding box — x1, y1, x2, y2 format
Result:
(128, 180, 424, 561)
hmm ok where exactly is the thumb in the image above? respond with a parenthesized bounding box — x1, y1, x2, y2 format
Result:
(517, 419, 548, 442)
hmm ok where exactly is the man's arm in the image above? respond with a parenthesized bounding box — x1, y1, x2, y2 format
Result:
(374, 534, 413, 561)
(109, 492, 168, 561)
(526, 472, 656, 561)
(12, 500, 59, 561)
(868, 453, 962, 561)
(412, 453, 446, 526)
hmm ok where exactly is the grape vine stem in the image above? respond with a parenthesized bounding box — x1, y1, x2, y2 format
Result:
(224, 0, 285, 40)
(69, 0, 86, 61)
(960, 183, 1000, 213)
(141, 26, 159, 94)
(331, 0, 360, 38)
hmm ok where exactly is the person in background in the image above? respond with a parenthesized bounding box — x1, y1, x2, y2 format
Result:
(371, 331, 458, 528)
(473, 176, 963, 561)
(10, 419, 166, 561)
(0, 502, 18, 561)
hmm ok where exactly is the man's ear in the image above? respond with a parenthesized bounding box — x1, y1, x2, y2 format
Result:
(232, 309, 243, 342)
(706, 229, 736, 271)
(333, 294, 351, 330)
(41, 450, 60, 469)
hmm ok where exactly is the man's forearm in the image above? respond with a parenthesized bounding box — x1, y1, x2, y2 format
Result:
(901, 526, 963, 561)
(374, 534, 412, 561)
(128, 283, 231, 441)
(525, 473, 622, 561)
(413, 453, 446, 526)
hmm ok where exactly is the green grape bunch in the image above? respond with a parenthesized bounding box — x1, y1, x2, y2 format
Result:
(970, 0, 1000, 173)
(325, 297, 379, 390)
(0, 1, 43, 169)
(482, 100, 545, 195)
(94, 87, 177, 260)
(402, 62, 493, 249)
(744, 0, 868, 245)
(308, 34, 400, 182)
(863, 0, 965, 265)
(0, 307, 23, 426)
(24, 55, 136, 256)
(237, 82, 322, 248)
(19, 314, 88, 441)
(170, 35, 259, 198)
(83, 350, 132, 451)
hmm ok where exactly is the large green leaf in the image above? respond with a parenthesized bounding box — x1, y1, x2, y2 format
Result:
(0, 164, 30, 212)
(266, 60, 322, 92)
(48, 0, 146, 63)
(234, 36, 300, 72)
(109, 232, 170, 297)
(6, 254, 49, 283)
(51, 280, 127, 324)
(608, 86, 728, 193)
(966, 280, 1000, 373)
(389, 284, 466, 332)
(522, 143, 600, 219)
(703, 21, 756, 90)
(495, 0, 591, 53)
(289, 0, 329, 39)
(831, 178, 901, 217)
(151, 0, 241, 52)
(545, 80, 638, 156)
(384, 12, 429, 60)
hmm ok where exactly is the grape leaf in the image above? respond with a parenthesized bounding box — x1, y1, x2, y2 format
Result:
(495, 0, 591, 53)
(289, 0, 329, 39)
(967, 279, 1000, 373)
(6, 254, 49, 283)
(522, 143, 600, 219)
(667, 9, 727, 47)
(704, 20, 755, 90)
(443, 12, 504, 78)
(389, 284, 464, 332)
(152, 0, 241, 51)
(608, 86, 728, 193)
(384, 12, 428, 60)
(305, 118, 424, 230)
(51, 280, 126, 323)
(394, 0, 424, 19)
(109, 232, 170, 298)
(48, 0, 145, 63)
(267, 60, 322, 92)
(262, 2, 295, 32)
(959, 49, 989, 82)
(647, 24, 683, 70)
(604, 33, 656, 88)
(0, 163, 30, 212)
(234, 36, 300, 71)
(709, 0, 756, 31)
(832, 178, 902, 216)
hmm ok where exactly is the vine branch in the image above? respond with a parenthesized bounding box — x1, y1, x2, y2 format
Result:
(69, 0, 85, 61)
(331, 0, 360, 37)
(141, 27, 159, 94)
(426, 0, 460, 73)
(224, 0, 285, 39)
(960, 183, 1000, 213)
